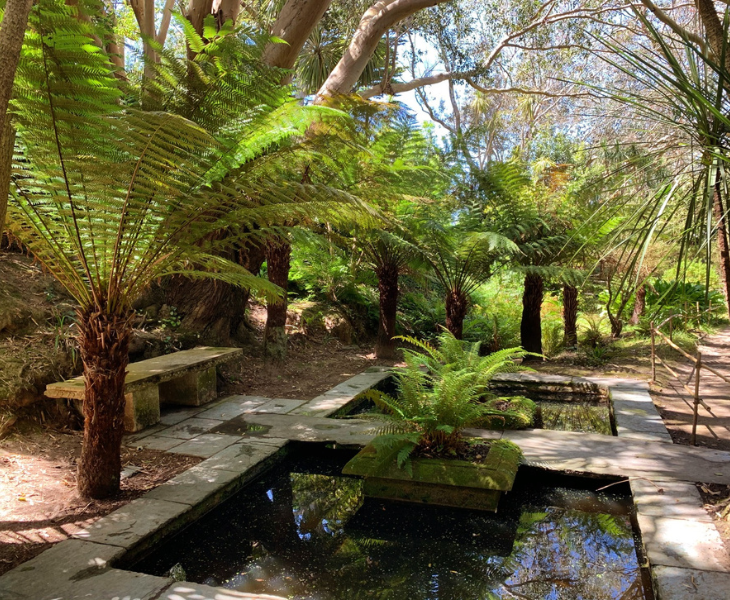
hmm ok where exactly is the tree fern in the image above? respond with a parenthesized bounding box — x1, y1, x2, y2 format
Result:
(4, 0, 371, 498)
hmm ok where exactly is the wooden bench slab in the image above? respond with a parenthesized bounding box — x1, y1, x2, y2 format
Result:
(45, 347, 242, 432)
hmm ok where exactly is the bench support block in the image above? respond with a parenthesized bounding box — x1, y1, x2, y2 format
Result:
(159, 366, 217, 406)
(124, 387, 161, 433)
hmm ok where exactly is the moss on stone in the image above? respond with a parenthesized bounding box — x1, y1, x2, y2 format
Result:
(475, 395, 537, 430)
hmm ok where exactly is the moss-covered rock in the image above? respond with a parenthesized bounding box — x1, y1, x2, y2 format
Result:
(475, 395, 537, 430)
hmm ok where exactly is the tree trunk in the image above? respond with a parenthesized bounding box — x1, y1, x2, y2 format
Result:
(315, 0, 449, 102)
(262, 0, 332, 73)
(712, 177, 730, 319)
(264, 237, 291, 360)
(630, 284, 646, 325)
(445, 288, 468, 340)
(76, 307, 132, 499)
(608, 312, 623, 338)
(161, 0, 325, 330)
(375, 262, 398, 358)
(163, 242, 266, 344)
(0, 0, 32, 230)
(695, 0, 730, 70)
(562, 284, 578, 347)
(521, 273, 543, 360)
(0, 120, 15, 235)
(0, 0, 33, 133)
(212, 0, 241, 27)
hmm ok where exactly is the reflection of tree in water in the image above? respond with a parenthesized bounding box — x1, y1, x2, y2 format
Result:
(494, 509, 643, 600)
(290, 473, 364, 539)
(236, 474, 642, 600)
(132, 458, 644, 600)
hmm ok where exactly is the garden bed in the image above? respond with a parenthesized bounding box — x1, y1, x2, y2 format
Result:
(342, 438, 522, 511)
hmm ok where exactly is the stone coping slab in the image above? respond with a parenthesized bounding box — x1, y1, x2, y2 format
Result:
(244, 412, 378, 446)
(653, 566, 730, 599)
(156, 417, 225, 440)
(254, 398, 307, 414)
(630, 478, 713, 523)
(144, 464, 244, 507)
(291, 370, 391, 417)
(0, 539, 124, 600)
(71, 497, 190, 549)
(199, 440, 281, 473)
(636, 514, 730, 572)
(503, 428, 730, 485)
(160, 581, 287, 599)
(165, 433, 240, 458)
(46, 347, 242, 399)
(195, 396, 268, 421)
(51, 569, 171, 600)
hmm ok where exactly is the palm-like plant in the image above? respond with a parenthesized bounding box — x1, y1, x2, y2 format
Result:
(467, 160, 582, 356)
(591, 7, 730, 320)
(6, 0, 360, 498)
(417, 220, 519, 339)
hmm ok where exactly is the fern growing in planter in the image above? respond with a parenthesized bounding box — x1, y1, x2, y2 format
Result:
(366, 331, 532, 469)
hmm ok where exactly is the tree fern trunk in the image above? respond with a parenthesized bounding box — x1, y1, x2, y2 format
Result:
(630, 284, 646, 325)
(375, 262, 399, 359)
(562, 284, 578, 347)
(0, 0, 33, 135)
(265, 237, 291, 360)
(445, 288, 468, 340)
(712, 178, 730, 319)
(77, 307, 132, 499)
(521, 273, 543, 360)
(0, 0, 32, 235)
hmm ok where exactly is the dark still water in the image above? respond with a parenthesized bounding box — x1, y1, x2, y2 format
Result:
(132, 444, 645, 600)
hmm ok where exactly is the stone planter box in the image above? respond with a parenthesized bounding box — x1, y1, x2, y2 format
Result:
(343, 438, 521, 512)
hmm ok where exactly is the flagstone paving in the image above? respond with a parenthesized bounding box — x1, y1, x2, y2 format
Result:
(0, 367, 728, 599)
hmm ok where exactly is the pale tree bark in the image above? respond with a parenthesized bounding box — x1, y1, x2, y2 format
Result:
(0, 0, 33, 236)
(213, 0, 242, 27)
(315, 0, 450, 101)
(353, 1, 627, 102)
(262, 0, 332, 73)
(129, 0, 176, 76)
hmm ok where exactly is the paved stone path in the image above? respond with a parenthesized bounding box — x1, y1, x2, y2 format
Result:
(1, 368, 729, 599)
(653, 326, 730, 449)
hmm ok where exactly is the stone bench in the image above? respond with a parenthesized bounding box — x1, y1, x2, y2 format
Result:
(45, 347, 242, 432)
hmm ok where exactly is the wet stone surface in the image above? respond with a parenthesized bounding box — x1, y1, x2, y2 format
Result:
(653, 566, 730, 600)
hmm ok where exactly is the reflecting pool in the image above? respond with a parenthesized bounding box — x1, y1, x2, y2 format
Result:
(132, 444, 645, 599)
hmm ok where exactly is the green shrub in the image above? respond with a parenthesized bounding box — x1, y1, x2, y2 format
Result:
(541, 318, 564, 358)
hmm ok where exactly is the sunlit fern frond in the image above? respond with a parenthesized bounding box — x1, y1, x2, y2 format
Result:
(7, 0, 373, 314)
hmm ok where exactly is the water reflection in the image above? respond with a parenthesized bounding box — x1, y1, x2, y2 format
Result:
(132, 447, 643, 599)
